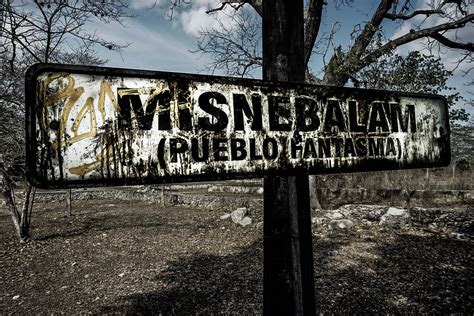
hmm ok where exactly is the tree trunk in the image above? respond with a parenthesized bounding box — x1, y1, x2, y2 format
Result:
(425, 168, 430, 189)
(1, 171, 36, 242)
(309, 176, 321, 209)
(65, 189, 72, 216)
(161, 185, 165, 207)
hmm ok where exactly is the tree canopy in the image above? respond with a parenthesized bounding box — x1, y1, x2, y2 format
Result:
(191, 1, 472, 81)
(189, 0, 472, 122)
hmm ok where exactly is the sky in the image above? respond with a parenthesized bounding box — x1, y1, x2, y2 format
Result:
(86, 0, 472, 122)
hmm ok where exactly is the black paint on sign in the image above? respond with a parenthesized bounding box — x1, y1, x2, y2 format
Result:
(25, 63, 450, 189)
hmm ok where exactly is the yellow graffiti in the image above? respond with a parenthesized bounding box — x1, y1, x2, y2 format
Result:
(39, 73, 91, 150)
(39, 74, 173, 177)
(150, 86, 172, 114)
(98, 80, 119, 122)
(38, 73, 82, 136)
(117, 87, 141, 97)
(68, 145, 115, 177)
(169, 81, 193, 124)
(39, 74, 118, 175)
(118, 85, 173, 115)
(40, 73, 75, 106)
(69, 96, 97, 144)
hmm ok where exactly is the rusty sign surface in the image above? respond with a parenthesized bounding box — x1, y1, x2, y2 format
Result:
(25, 63, 450, 188)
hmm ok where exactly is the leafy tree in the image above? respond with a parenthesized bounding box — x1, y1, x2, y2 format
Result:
(0, 0, 130, 242)
(356, 51, 468, 123)
(451, 124, 474, 162)
(190, 0, 473, 85)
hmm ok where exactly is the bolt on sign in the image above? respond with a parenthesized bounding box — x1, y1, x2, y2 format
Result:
(25, 64, 450, 188)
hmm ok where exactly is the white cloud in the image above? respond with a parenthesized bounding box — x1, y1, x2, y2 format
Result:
(179, 7, 212, 36)
(129, 0, 163, 10)
(176, 1, 240, 36)
(388, 3, 473, 75)
(85, 17, 208, 72)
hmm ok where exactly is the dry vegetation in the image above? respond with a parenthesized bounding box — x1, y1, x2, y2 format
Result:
(0, 194, 472, 314)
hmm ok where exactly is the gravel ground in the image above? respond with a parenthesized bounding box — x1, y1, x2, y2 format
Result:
(0, 199, 472, 314)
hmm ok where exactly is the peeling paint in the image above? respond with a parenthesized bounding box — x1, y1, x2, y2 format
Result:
(25, 64, 450, 189)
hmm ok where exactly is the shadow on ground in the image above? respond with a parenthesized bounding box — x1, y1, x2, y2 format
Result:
(35, 215, 166, 241)
(96, 240, 264, 314)
(34, 208, 210, 242)
(313, 232, 472, 313)
(94, 230, 472, 314)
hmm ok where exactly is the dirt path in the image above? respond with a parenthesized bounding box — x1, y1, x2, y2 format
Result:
(1, 200, 472, 314)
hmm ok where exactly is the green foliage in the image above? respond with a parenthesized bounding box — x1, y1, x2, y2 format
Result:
(356, 51, 467, 123)
(450, 124, 474, 163)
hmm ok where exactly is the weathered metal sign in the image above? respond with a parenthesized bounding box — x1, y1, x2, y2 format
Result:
(25, 63, 450, 188)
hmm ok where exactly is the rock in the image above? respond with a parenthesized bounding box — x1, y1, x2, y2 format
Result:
(386, 207, 409, 216)
(329, 219, 354, 230)
(328, 250, 338, 256)
(428, 223, 438, 230)
(220, 213, 231, 220)
(367, 209, 384, 221)
(451, 232, 466, 239)
(12, 295, 20, 300)
(137, 185, 152, 193)
(311, 217, 325, 225)
(256, 221, 264, 230)
(438, 213, 449, 220)
(325, 211, 343, 220)
(337, 204, 389, 221)
(229, 208, 252, 227)
(239, 217, 252, 227)
(231, 207, 248, 224)
(379, 207, 410, 226)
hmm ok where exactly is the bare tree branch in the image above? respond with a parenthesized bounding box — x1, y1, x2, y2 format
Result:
(431, 32, 474, 51)
(349, 0, 394, 60)
(190, 0, 472, 91)
(385, 9, 445, 20)
(440, 0, 467, 15)
(304, 0, 324, 66)
(192, 9, 261, 77)
(0, 0, 133, 241)
(167, 0, 191, 20)
(206, 1, 245, 14)
(361, 14, 474, 69)
(323, 0, 394, 84)
(203, 0, 262, 16)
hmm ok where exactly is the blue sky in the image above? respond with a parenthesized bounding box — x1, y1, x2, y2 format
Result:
(90, 0, 472, 122)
